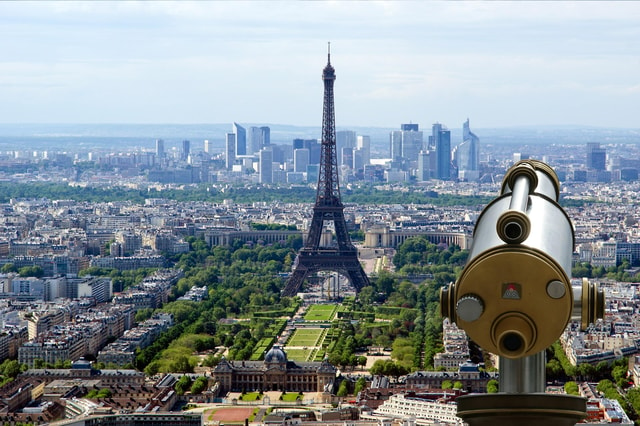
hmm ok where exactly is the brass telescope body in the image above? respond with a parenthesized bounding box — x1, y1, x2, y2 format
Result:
(440, 160, 604, 359)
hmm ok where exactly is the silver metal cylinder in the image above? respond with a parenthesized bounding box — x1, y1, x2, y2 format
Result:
(471, 167, 574, 276)
(508, 174, 531, 213)
(499, 352, 546, 393)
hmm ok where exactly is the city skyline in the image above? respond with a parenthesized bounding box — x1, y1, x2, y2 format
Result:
(1, 1, 639, 129)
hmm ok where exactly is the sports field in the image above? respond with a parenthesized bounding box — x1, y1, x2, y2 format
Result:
(208, 407, 256, 423)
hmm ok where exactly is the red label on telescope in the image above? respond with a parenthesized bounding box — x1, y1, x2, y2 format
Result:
(502, 283, 521, 299)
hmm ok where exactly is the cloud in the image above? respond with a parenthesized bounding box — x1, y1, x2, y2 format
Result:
(1, 1, 639, 126)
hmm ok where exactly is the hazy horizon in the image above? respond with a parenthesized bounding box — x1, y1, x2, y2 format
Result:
(0, 123, 638, 154)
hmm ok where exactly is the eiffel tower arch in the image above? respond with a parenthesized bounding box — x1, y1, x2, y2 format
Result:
(282, 45, 370, 297)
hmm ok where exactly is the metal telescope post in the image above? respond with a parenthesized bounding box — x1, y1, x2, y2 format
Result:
(440, 160, 605, 426)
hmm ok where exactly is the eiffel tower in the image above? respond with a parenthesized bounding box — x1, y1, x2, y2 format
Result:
(282, 46, 370, 297)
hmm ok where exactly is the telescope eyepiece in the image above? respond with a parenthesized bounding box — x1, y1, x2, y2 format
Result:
(501, 332, 524, 354)
(505, 221, 523, 241)
(496, 210, 530, 244)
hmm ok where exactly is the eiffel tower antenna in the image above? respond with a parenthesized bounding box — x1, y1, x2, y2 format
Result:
(282, 47, 370, 297)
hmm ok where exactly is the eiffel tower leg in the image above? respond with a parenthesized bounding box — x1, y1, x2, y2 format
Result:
(345, 265, 369, 293)
(283, 268, 308, 297)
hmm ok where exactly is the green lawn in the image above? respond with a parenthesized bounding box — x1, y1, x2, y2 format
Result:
(287, 328, 325, 347)
(240, 392, 263, 401)
(283, 348, 314, 361)
(304, 304, 337, 321)
(280, 392, 304, 402)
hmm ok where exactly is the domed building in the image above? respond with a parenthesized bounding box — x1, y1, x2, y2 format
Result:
(212, 345, 336, 394)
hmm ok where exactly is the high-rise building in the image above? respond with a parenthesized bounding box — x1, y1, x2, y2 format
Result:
(294, 148, 310, 173)
(341, 147, 353, 168)
(204, 140, 212, 154)
(336, 130, 356, 167)
(356, 135, 371, 166)
(401, 128, 423, 163)
(155, 139, 165, 158)
(249, 127, 261, 155)
(233, 123, 247, 155)
(259, 147, 273, 183)
(389, 124, 423, 169)
(455, 119, 480, 181)
(249, 126, 271, 155)
(587, 142, 606, 170)
(353, 149, 364, 172)
(260, 126, 270, 148)
(431, 123, 451, 180)
(417, 150, 432, 182)
(401, 123, 419, 132)
(225, 133, 236, 169)
(390, 131, 403, 162)
(293, 138, 321, 164)
(181, 140, 190, 161)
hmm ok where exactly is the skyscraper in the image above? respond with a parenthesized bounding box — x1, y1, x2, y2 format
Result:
(336, 130, 356, 167)
(455, 119, 480, 181)
(181, 140, 190, 161)
(259, 147, 273, 183)
(204, 139, 212, 154)
(417, 150, 431, 182)
(586, 142, 606, 170)
(225, 133, 236, 169)
(401, 126, 423, 164)
(249, 126, 271, 155)
(390, 131, 403, 162)
(341, 147, 353, 169)
(155, 139, 165, 158)
(260, 126, 271, 148)
(294, 148, 310, 173)
(431, 123, 451, 180)
(233, 122, 247, 156)
(389, 124, 423, 169)
(356, 135, 371, 166)
(401, 123, 419, 132)
(293, 138, 321, 165)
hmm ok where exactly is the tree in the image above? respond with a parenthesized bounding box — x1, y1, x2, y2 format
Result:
(564, 381, 579, 395)
(354, 377, 367, 396)
(171, 355, 195, 373)
(18, 265, 44, 278)
(337, 380, 349, 397)
(486, 379, 499, 393)
(190, 376, 209, 394)
(0, 263, 16, 273)
(97, 388, 112, 398)
(441, 380, 453, 390)
(144, 361, 160, 377)
(175, 375, 192, 396)
(546, 359, 563, 380)
(357, 356, 367, 369)
(2, 361, 22, 379)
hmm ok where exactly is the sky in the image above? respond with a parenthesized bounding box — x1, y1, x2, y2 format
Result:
(1, 1, 639, 129)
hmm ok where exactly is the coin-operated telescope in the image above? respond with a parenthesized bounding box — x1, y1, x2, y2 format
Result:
(440, 160, 605, 426)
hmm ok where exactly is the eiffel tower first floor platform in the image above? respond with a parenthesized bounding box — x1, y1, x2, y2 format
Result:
(281, 248, 370, 297)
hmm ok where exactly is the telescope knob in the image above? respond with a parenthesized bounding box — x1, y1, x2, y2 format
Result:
(457, 294, 484, 323)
